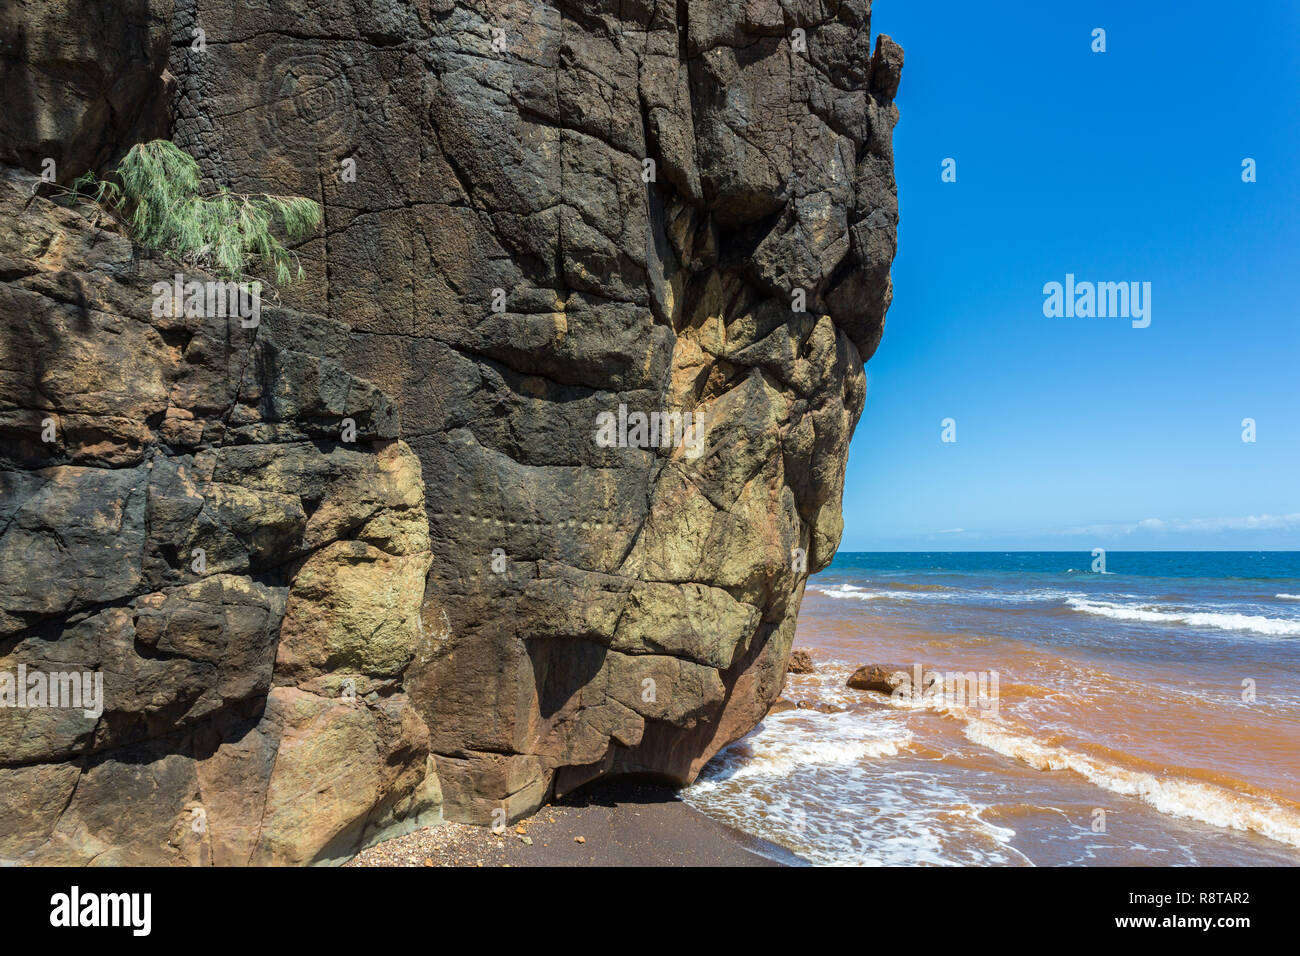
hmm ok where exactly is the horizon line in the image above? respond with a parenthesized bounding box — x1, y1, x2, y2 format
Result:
(833, 548, 1300, 554)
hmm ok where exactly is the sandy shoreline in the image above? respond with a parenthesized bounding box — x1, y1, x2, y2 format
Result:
(349, 781, 803, 867)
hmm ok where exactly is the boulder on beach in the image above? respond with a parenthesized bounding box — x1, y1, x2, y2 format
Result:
(847, 665, 910, 695)
(766, 699, 798, 716)
(788, 650, 816, 674)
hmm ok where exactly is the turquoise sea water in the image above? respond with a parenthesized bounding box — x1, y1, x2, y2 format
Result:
(828, 551, 1300, 580)
(816, 551, 1300, 650)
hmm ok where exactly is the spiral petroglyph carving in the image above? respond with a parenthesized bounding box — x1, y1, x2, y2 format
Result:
(259, 46, 360, 157)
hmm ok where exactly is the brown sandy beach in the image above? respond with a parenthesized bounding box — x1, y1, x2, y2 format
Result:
(349, 782, 801, 867)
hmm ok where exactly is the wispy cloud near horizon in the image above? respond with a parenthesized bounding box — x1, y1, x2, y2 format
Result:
(1060, 513, 1300, 537)
(849, 513, 1300, 551)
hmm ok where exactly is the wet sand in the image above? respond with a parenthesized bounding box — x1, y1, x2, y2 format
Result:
(349, 781, 802, 867)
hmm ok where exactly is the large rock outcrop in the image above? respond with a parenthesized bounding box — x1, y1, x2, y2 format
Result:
(0, 0, 901, 862)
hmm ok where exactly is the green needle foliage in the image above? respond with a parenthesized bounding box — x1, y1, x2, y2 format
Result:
(70, 140, 322, 286)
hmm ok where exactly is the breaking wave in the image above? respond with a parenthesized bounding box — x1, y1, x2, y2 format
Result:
(1066, 598, 1300, 637)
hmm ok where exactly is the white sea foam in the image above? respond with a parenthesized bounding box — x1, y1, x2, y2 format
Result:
(812, 583, 883, 600)
(962, 718, 1300, 849)
(684, 710, 1027, 865)
(811, 583, 951, 603)
(812, 583, 1063, 605)
(689, 709, 912, 788)
(1066, 598, 1300, 636)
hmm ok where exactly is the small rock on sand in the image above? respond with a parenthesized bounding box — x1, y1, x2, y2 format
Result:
(846, 665, 908, 694)
(796, 699, 845, 714)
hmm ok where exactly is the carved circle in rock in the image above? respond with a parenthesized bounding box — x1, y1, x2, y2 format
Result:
(260, 47, 359, 153)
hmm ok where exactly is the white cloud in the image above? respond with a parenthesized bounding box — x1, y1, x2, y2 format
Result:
(1062, 513, 1300, 537)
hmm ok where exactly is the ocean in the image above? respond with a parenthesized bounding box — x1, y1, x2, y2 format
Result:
(682, 552, 1300, 865)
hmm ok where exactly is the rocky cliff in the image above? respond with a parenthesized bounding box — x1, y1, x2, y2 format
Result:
(0, 0, 900, 863)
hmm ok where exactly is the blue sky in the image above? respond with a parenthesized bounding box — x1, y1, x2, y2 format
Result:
(841, 0, 1300, 551)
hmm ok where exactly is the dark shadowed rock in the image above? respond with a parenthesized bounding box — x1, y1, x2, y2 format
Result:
(0, 171, 437, 864)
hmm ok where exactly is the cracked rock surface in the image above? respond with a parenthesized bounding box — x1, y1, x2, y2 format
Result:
(0, 0, 900, 862)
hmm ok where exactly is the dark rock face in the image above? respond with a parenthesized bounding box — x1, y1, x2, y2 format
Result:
(0, 0, 900, 862)
(0, 170, 439, 864)
(0, 0, 174, 182)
